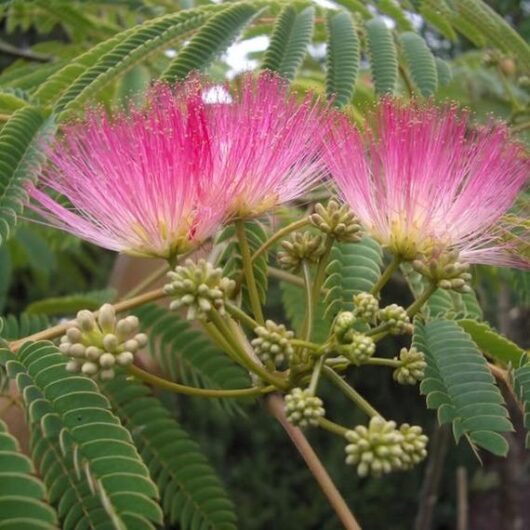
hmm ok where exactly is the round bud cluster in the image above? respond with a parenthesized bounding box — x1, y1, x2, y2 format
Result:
(399, 424, 428, 469)
(333, 311, 356, 344)
(412, 252, 472, 294)
(251, 320, 294, 368)
(518, 75, 530, 88)
(339, 332, 375, 365)
(60, 304, 147, 381)
(393, 347, 426, 385)
(344, 417, 428, 477)
(310, 200, 362, 243)
(285, 388, 325, 428)
(277, 231, 325, 272)
(164, 259, 236, 320)
(377, 304, 412, 335)
(353, 292, 379, 323)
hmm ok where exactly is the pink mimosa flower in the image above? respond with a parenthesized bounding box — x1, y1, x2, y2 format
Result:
(29, 73, 329, 259)
(325, 100, 530, 268)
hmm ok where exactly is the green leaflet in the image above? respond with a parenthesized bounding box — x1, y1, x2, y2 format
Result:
(511, 363, 530, 448)
(162, 3, 259, 83)
(55, 6, 220, 116)
(0, 106, 55, 247)
(365, 17, 398, 95)
(435, 57, 452, 86)
(325, 10, 360, 106)
(399, 32, 438, 97)
(103, 375, 238, 530)
(133, 303, 252, 417)
(0, 419, 57, 529)
(323, 237, 383, 320)
(419, 0, 457, 41)
(0, 313, 49, 344)
(280, 281, 329, 343)
(25, 288, 116, 317)
(415, 319, 513, 456)
(262, 4, 315, 81)
(6, 341, 163, 528)
(457, 319, 526, 366)
(376, 0, 413, 31)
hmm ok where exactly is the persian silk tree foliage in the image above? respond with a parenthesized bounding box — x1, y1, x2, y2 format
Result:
(0, 1, 529, 529)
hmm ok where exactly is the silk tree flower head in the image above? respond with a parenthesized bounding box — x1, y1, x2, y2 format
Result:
(29, 73, 330, 259)
(325, 100, 530, 268)
(201, 72, 330, 218)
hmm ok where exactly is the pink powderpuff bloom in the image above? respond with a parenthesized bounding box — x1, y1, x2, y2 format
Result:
(29, 72, 329, 259)
(325, 99, 530, 268)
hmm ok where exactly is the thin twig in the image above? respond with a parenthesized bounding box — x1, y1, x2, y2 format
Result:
(266, 393, 362, 530)
(456, 466, 468, 530)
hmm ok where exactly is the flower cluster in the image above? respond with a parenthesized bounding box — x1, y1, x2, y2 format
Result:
(310, 200, 362, 243)
(285, 388, 325, 428)
(353, 292, 379, 323)
(60, 304, 147, 380)
(345, 417, 428, 477)
(251, 320, 294, 368)
(377, 304, 412, 335)
(277, 232, 326, 272)
(164, 259, 235, 320)
(393, 347, 426, 385)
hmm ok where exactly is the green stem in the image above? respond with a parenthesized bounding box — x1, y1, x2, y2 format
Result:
(251, 218, 310, 262)
(291, 339, 321, 351)
(209, 309, 288, 390)
(512, 120, 530, 133)
(311, 235, 333, 303)
(318, 417, 350, 437)
(407, 282, 437, 318)
(365, 322, 391, 337)
(323, 366, 381, 418)
(225, 302, 259, 330)
(308, 355, 326, 394)
(365, 357, 401, 368)
(302, 261, 314, 342)
(235, 219, 265, 325)
(128, 364, 274, 398)
(371, 255, 401, 296)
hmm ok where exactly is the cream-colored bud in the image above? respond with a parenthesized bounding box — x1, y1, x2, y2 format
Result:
(77, 310, 96, 331)
(66, 359, 82, 372)
(116, 351, 134, 366)
(85, 346, 102, 361)
(69, 344, 86, 358)
(66, 328, 82, 342)
(81, 362, 99, 376)
(99, 353, 116, 368)
(99, 369, 115, 381)
(97, 303, 116, 333)
(102, 334, 118, 352)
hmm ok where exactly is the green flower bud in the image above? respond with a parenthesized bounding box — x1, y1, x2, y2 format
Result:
(251, 320, 294, 368)
(393, 347, 426, 385)
(398, 424, 428, 469)
(345, 417, 404, 477)
(333, 311, 356, 344)
(412, 252, 472, 293)
(338, 332, 375, 365)
(353, 292, 379, 323)
(277, 231, 326, 272)
(285, 388, 325, 428)
(164, 259, 236, 320)
(310, 200, 362, 243)
(377, 304, 412, 335)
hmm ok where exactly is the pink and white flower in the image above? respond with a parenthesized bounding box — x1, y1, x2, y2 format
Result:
(30, 73, 329, 259)
(325, 100, 530, 268)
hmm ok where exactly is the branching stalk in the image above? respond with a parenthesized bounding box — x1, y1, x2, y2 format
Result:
(324, 366, 381, 418)
(128, 364, 274, 398)
(407, 283, 437, 317)
(371, 255, 401, 296)
(251, 218, 310, 262)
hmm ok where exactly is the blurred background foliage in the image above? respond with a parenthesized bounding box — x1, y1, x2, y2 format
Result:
(0, 1, 529, 529)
